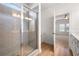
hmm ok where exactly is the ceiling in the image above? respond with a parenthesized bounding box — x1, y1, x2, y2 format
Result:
(12, 3, 39, 12)
(41, 3, 79, 16)
(24, 3, 39, 12)
(41, 3, 79, 11)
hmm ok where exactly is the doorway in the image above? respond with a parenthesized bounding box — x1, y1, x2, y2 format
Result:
(54, 13, 71, 56)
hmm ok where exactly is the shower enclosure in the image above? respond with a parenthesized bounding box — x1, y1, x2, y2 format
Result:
(0, 3, 38, 56)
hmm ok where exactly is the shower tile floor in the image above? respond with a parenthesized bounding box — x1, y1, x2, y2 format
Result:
(17, 45, 34, 56)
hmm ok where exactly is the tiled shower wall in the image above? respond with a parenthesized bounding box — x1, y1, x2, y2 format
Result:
(69, 34, 79, 56)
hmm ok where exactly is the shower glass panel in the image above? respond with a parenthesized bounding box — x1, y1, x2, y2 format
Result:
(22, 6, 38, 55)
(28, 10, 37, 50)
(0, 3, 21, 56)
(22, 7, 30, 55)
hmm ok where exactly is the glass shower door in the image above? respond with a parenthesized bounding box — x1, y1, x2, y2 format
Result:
(21, 6, 38, 56)
(28, 10, 37, 51)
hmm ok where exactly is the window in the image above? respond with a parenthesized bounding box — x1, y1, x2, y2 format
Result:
(59, 24, 65, 32)
(59, 23, 69, 32)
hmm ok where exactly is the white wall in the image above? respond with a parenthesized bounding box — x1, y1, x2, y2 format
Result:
(41, 8, 54, 45)
(70, 6, 79, 39)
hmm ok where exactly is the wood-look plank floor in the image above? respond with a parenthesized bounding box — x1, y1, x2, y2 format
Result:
(38, 42, 54, 56)
(38, 42, 72, 56)
(54, 43, 71, 56)
(54, 35, 72, 56)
